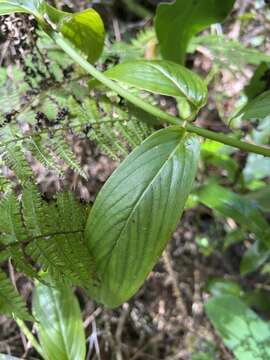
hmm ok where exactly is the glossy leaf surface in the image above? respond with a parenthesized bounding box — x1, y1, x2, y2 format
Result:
(236, 90, 270, 120)
(206, 295, 270, 360)
(60, 9, 105, 63)
(155, 0, 235, 64)
(85, 127, 200, 307)
(105, 60, 208, 109)
(33, 280, 86, 360)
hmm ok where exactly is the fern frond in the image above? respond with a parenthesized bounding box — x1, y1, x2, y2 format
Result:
(52, 192, 93, 285)
(55, 192, 88, 231)
(4, 143, 32, 183)
(0, 123, 33, 183)
(26, 136, 63, 174)
(70, 96, 154, 160)
(133, 28, 155, 45)
(0, 270, 32, 320)
(50, 132, 88, 179)
(0, 192, 26, 244)
(9, 245, 39, 279)
(26, 237, 67, 280)
(25, 194, 92, 285)
(0, 66, 28, 115)
(22, 182, 52, 237)
(0, 65, 153, 179)
(190, 35, 270, 68)
(102, 28, 155, 62)
(36, 233, 93, 286)
(0, 183, 94, 287)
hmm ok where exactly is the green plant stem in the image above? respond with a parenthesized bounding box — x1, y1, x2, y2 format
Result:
(53, 33, 270, 158)
(16, 317, 45, 358)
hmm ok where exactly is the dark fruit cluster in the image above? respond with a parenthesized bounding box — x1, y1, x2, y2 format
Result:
(34, 107, 69, 136)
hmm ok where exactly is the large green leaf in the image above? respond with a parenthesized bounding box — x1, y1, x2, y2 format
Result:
(33, 280, 86, 360)
(104, 60, 208, 109)
(206, 295, 270, 360)
(85, 127, 200, 308)
(60, 9, 105, 63)
(236, 90, 270, 120)
(155, 0, 236, 64)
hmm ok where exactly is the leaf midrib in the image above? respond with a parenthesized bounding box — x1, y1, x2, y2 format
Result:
(50, 287, 71, 360)
(149, 63, 195, 105)
(101, 131, 186, 272)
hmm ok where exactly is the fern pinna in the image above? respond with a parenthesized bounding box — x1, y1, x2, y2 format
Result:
(0, 182, 94, 317)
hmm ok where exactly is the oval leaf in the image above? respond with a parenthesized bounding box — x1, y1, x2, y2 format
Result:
(104, 60, 208, 109)
(60, 9, 105, 63)
(236, 90, 270, 120)
(85, 126, 200, 308)
(155, 0, 236, 64)
(33, 280, 86, 360)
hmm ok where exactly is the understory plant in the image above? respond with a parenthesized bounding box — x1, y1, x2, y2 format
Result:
(0, 0, 270, 358)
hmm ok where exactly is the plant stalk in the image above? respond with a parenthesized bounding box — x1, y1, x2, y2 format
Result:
(16, 318, 45, 359)
(53, 33, 270, 158)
